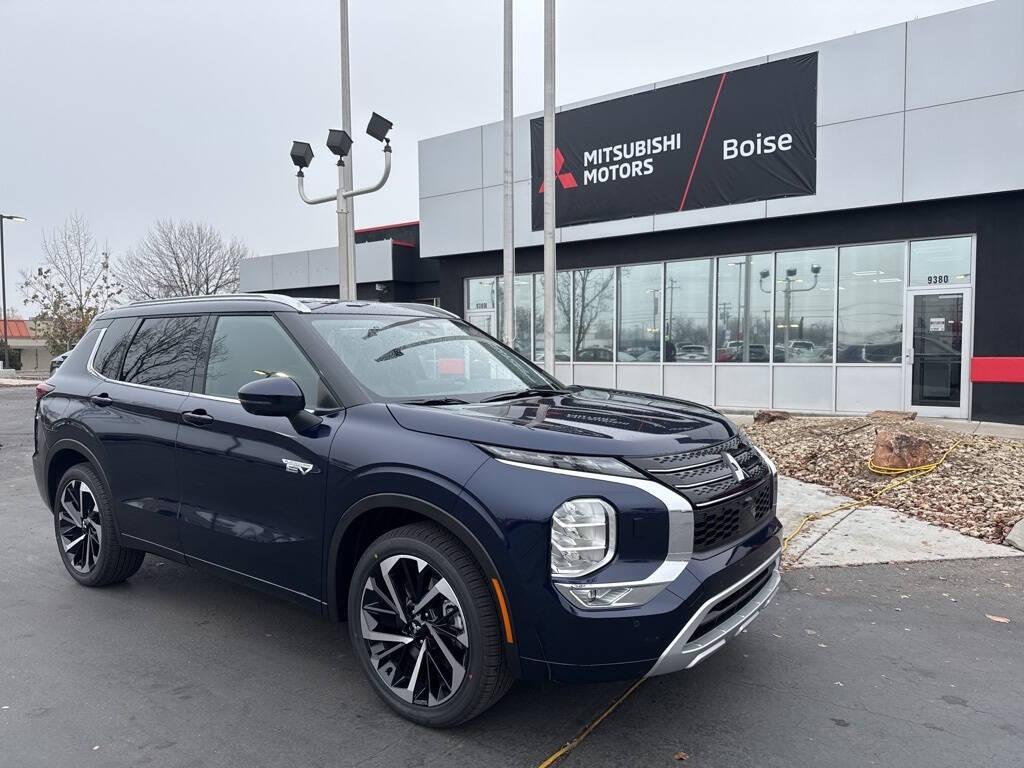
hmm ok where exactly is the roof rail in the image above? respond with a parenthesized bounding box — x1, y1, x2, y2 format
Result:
(390, 302, 458, 318)
(127, 293, 311, 313)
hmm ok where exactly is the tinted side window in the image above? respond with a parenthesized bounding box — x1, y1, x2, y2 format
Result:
(204, 315, 329, 406)
(92, 318, 137, 379)
(120, 315, 205, 390)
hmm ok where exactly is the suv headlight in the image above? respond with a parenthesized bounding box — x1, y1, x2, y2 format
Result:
(550, 498, 616, 577)
(477, 444, 641, 478)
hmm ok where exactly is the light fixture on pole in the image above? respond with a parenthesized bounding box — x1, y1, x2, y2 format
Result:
(291, 115, 393, 301)
(0, 213, 26, 372)
(760, 263, 821, 357)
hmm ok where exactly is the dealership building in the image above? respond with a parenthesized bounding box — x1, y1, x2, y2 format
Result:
(243, 0, 1024, 424)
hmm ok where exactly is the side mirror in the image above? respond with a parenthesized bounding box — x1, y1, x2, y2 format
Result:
(238, 375, 322, 434)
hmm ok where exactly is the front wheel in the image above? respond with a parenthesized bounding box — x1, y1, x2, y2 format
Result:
(54, 464, 145, 587)
(347, 522, 512, 727)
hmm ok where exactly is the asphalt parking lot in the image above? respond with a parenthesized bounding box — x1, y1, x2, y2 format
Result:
(2, 386, 1022, 768)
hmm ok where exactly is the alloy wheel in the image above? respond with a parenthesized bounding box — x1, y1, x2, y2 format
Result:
(58, 480, 102, 573)
(359, 554, 469, 707)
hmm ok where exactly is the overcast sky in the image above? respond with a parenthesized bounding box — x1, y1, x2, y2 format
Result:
(0, 0, 986, 311)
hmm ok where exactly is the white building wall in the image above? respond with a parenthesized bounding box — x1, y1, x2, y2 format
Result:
(418, 0, 1024, 259)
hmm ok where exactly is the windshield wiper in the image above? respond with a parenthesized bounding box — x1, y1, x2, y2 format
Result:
(398, 397, 470, 406)
(480, 387, 569, 403)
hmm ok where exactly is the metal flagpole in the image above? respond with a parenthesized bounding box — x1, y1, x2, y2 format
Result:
(542, 0, 556, 374)
(502, 0, 515, 348)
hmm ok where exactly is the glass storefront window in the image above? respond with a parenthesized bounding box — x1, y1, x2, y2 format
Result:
(716, 253, 771, 362)
(513, 276, 533, 358)
(495, 276, 534, 357)
(837, 242, 904, 363)
(909, 237, 971, 287)
(617, 263, 663, 362)
(773, 248, 836, 363)
(664, 259, 713, 362)
(573, 268, 615, 361)
(466, 277, 495, 310)
(534, 272, 571, 363)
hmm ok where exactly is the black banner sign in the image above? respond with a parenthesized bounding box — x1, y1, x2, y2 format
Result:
(530, 53, 817, 230)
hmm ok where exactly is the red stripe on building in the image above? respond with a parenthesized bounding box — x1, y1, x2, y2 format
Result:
(679, 71, 727, 212)
(971, 357, 1024, 383)
(354, 220, 419, 235)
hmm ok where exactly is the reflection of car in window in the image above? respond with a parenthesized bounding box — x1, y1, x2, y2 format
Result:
(575, 346, 613, 362)
(35, 294, 780, 728)
(676, 344, 709, 361)
(719, 342, 769, 362)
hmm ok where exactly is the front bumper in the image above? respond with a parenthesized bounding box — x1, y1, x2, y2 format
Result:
(646, 549, 781, 676)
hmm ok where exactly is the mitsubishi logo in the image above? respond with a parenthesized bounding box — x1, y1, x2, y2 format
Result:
(537, 148, 578, 193)
(723, 453, 746, 482)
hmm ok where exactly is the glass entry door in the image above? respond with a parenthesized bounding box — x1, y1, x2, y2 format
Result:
(903, 289, 971, 418)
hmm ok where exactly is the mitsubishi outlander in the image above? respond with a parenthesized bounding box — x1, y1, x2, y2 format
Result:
(33, 294, 781, 727)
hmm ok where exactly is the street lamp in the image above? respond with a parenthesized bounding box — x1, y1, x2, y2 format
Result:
(291, 113, 393, 301)
(0, 213, 26, 372)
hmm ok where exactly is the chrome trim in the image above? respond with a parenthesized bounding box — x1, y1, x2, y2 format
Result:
(85, 326, 107, 375)
(753, 444, 778, 478)
(645, 552, 781, 677)
(494, 458, 693, 608)
(646, 456, 722, 474)
(691, 481, 767, 508)
(127, 293, 311, 312)
(87, 328, 318, 412)
(672, 474, 728, 490)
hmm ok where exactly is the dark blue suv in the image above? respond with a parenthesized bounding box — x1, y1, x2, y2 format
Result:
(33, 294, 781, 726)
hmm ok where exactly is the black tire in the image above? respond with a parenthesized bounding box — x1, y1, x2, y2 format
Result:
(53, 463, 145, 587)
(347, 522, 513, 727)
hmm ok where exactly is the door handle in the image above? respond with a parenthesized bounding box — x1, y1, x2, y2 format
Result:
(181, 409, 214, 426)
(90, 394, 113, 406)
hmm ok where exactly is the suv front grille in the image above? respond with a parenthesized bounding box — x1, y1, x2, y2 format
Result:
(626, 438, 774, 553)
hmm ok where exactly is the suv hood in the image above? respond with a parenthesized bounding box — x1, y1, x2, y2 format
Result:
(386, 387, 736, 457)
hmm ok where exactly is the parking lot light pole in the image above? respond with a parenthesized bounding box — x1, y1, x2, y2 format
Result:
(0, 214, 26, 371)
(542, 0, 556, 374)
(291, 114, 393, 302)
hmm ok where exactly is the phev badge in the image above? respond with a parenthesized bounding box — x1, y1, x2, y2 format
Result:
(282, 459, 314, 476)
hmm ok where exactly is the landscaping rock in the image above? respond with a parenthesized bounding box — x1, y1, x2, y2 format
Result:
(1006, 518, 1024, 552)
(868, 410, 917, 422)
(872, 427, 934, 469)
(754, 409, 792, 424)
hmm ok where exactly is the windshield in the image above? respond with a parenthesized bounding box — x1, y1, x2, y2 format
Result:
(308, 314, 558, 402)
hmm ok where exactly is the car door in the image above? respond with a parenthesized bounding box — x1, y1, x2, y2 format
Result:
(175, 313, 341, 608)
(85, 313, 207, 556)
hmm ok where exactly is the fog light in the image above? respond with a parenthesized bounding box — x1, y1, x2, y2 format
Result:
(550, 498, 616, 577)
(566, 586, 633, 608)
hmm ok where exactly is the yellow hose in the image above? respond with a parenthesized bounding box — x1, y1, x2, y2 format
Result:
(537, 677, 645, 767)
(782, 437, 965, 552)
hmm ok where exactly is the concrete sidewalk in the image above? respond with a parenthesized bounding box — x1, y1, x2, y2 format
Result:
(777, 475, 1022, 568)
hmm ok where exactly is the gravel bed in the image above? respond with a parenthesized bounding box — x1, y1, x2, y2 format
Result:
(744, 417, 1024, 544)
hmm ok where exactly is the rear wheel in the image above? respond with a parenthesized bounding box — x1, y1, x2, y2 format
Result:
(347, 522, 512, 727)
(54, 464, 145, 587)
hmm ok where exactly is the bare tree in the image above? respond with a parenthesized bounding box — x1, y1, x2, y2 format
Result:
(20, 213, 121, 353)
(571, 269, 615, 358)
(119, 219, 247, 301)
